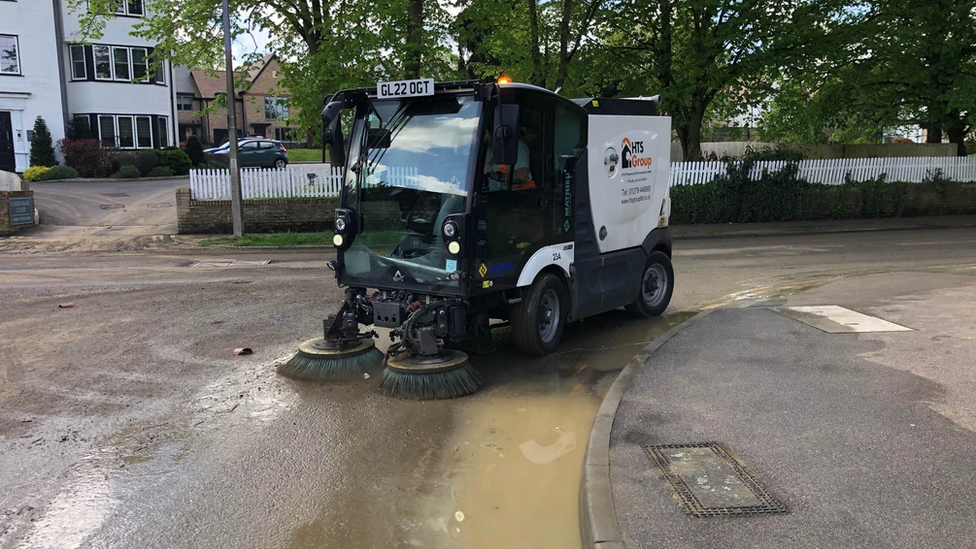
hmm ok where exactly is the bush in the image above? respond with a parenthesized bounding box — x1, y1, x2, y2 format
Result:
(23, 166, 51, 181)
(184, 135, 205, 167)
(60, 139, 113, 177)
(29, 116, 58, 167)
(66, 116, 93, 140)
(39, 166, 79, 180)
(147, 166, 175, 177)
(114, 165, 141, 179)
(204, 153, 229, 167)
(135, 150, 159, 176)
(155, 149, 192, 175)
(111, 152, 138, 174)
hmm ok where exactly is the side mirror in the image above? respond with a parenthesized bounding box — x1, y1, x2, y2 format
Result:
(492, 104, 519, 167)
(321, 101, 346, 168)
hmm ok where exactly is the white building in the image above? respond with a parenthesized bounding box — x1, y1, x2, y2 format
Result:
(0, 0, 176, 173)
(0, 0, 67, 172)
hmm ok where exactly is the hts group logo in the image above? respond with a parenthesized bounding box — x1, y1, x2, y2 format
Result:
(620, 138, 652, 170)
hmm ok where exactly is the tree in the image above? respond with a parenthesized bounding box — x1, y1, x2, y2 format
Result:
(66, 116, 93, 140)
(760, 0, 975, 154)
(184, 135, 206, 167)
(29, 116, 57, 167)
(600, 0, 837, 160)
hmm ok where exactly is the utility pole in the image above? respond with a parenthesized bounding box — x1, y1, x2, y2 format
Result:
(222, 0, 243, 236)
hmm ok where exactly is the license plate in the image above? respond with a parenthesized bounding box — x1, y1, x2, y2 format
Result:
(376, 78, 434, 99)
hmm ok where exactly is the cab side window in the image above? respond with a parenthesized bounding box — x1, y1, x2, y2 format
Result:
(513, 96, 546, 191)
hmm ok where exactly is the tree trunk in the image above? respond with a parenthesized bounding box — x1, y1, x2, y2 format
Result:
(925, 123, 943, 144)
(946, 123, 967, 157)
(404, 0, 424, 79)
(527, 0, 544, 87)
(678, 106, 705, 160)
(554, 0, 573, 92)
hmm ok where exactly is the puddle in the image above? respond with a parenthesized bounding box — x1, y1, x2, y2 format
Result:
(286, 310, 694, 549)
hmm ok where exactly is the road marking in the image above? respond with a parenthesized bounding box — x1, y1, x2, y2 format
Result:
(779, 305, 912, 333)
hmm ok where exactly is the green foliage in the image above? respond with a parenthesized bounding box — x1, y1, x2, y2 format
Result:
(60, 139, 113, 177)
(23, 166, 52, 182)
(114, 165, 142, 179)
(148, 166, 176, 177)
(184, 135, 205, 167)
(29, 117, 58, 167)
(39, 166, 79, 180)
(155, 149, 192, 175)
(66, 116, 93, 140)
(135, 150, 160, 176)
(200, 231, 336, 247)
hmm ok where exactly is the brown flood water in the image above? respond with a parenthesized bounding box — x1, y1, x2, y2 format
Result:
(289, 310, 695, 549)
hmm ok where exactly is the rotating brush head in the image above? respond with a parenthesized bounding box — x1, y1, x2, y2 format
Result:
(377, 350, 482, 400)
(277, 338, 385, 381)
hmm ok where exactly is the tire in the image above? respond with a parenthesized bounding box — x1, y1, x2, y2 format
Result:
(512, 273, 567, 355)
(625, 251, 674, 318)
(273, 158, 287, 169)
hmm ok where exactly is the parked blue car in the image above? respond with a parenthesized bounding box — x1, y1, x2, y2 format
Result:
(204, 138, 289, 169)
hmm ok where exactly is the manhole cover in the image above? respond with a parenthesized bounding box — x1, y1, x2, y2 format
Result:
(99, 204, 125, 210)
(145, 202, 173, 209)
(189, 260, 271, 268)
(644, 443, 787, 517)
(103, 193, 130, 197)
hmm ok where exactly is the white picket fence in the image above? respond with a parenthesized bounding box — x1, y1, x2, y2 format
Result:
(669, 156, 976, 186)
(190, 156, 976, 199)
(189, 166, 344, 200)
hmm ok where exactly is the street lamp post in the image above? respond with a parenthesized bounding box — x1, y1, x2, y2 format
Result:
(222, 0, 243, 236)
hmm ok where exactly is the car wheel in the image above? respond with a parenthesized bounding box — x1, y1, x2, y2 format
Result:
(625, 251, 674, 318)
(273, 158, 287, 169)
(512, 273, 567, 355)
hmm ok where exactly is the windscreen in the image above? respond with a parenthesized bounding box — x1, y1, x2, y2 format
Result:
(340, 95, 482, 293)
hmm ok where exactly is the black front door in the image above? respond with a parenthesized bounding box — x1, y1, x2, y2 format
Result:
(473, 91, 553, 293)
(0, 112, 15, 173)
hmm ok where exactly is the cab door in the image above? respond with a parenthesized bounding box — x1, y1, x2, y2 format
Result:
(473, 91, 553, 293)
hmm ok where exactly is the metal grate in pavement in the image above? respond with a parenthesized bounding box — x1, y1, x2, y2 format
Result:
(644, 442, 788, 518)
(189, 260, 271, 268)
(102, 193, 130, 197)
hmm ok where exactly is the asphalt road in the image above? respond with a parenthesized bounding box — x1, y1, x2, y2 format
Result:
(2, 227, 976, 548)
(29, 178, 185, 236)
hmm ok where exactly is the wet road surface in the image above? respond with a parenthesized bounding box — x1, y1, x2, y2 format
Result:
(3, 228, 976, 548)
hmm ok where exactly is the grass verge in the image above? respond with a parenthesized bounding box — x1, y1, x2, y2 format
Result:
(287, 148, 325, 163)
(199, 231, 335, 247)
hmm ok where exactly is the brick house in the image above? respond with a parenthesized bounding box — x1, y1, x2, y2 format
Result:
(174, 54, 299, 146)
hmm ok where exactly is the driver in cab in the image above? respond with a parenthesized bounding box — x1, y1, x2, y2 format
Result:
(483, 127, 535, 191)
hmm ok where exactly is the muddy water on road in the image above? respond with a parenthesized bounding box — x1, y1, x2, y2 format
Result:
(288, 310, 695, 549)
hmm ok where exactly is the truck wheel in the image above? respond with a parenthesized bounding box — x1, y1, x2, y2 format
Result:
(625, 251, 674, 318)
(512, 273, 566, 355)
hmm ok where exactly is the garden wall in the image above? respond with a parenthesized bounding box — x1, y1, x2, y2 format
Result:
(176, 188, 338, 234)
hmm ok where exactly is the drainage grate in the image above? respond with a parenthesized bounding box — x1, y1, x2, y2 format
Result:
(189, 260, 271, 268)
(103, 193, 130, 197)
(644, 442, 788, 517)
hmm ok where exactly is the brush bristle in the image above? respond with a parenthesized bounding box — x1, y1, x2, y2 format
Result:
(277, 346, 385, 381)
(377, 362, 483, 400)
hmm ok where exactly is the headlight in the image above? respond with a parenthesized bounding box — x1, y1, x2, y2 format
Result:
(448, 241, 461, 255)
(443, 220, 457, 238)
(335, 217, 347, 232)
(333, 234, 344, 247)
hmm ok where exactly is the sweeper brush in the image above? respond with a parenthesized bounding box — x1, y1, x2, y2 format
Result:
(378, 350, 482, 400)
(277, 337, 385, 381)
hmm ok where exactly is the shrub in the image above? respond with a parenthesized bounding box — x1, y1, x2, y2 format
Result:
(29, 116, 58, 167)
(114, 165, 141, 179)
(184, 135, 205, 167)
(135, 150, 160, 176)
(147, 166, 175, 177)
(39, 166, 79, 180)
(155, 149, 192, 175)
(23, 166, 52, 182)
(204, 153, 229, 167)
(66, 116, 93, 140)
(111, 152, 138, 174)
(60, 139, 113, 177)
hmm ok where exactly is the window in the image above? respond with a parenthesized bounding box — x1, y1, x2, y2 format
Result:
(264, 97, 288, 120)
(176, 94, 193, 111)
(274, 127, 294, 142)
(153, 62, 165, 85)
(93, 45, 112, 79)
(117, 116, 135, 148)
(127, 0, 143, 15)
(131, 48, 147, 80)
(156, 116, 168, 147)
(69, 45, 86, 80)
(136, 116, 152, 148)
(98, 115, 116, 146)
(113, 47, 130, 81)
(0, 35, 20, 75)
(240, 141, 258, 150)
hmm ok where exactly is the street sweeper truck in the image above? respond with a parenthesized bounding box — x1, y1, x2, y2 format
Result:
(278, 78, 673, 400)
